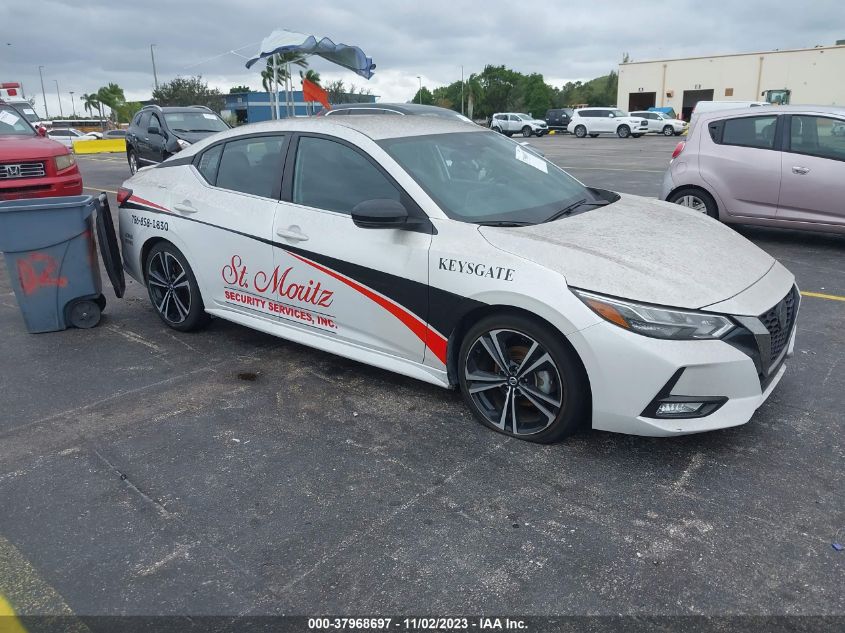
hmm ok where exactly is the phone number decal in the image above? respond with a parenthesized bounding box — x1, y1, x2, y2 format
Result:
(131, 214, 169, 231)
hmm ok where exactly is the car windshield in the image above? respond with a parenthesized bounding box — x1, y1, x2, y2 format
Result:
(163, 111, 228, 133)
(379, 131, 602, 224)
(515, 114, 533, 121)
(0, 106, 35, 136)
(8, 103, 39, 123)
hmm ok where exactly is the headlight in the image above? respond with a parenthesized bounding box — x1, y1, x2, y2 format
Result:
(54, 153, 76, 171)
(572, 289, 734, 340)
(176, 138, 191, 150)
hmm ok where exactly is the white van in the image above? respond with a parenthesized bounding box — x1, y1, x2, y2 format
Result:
(692, 100, 768, 116)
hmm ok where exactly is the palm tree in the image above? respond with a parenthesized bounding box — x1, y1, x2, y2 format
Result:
(299, 68, 321, 87)
(96, 83, 126, 124)
(465, 74, 483, 120)
(81, 93, 100, 117)
(261, 53, 309, 118)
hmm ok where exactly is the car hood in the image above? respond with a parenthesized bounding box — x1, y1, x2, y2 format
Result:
(0, 135, 69, 160)
(478, 194, 775, 310)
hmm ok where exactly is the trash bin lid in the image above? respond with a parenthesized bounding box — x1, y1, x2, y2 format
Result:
(0, 195, 95, 252)
(95, 193, 125, 298)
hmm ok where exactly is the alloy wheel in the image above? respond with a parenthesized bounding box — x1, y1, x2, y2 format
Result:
(129, 152, 138, 174)
(675, 195, 708, 213)
(147, 251, 192, 324)
(464, 328, 564, 436)
(663, 126, 674, 136)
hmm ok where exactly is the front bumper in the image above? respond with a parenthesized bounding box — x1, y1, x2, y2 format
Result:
(0, 170, 83, 200)
(567, 284, 798, 437)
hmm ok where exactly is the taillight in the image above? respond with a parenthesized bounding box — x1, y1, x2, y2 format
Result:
(671, 141, 685, 159)
(117, 187, 133, 206)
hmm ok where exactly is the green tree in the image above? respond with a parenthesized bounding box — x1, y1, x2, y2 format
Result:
(299, 69, 321, 87)
(152, 76, 224, 111)
(477, 65, 521, 118)
(410, 86, 434, 105)
(80, 93, 101, 118)
(229, 85, 251, 94)
(324, 79, 372, 104)
(508, 73, 552, 117)
(465, 74, 483, 120)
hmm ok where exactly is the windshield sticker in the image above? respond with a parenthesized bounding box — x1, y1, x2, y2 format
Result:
(0, 110, 20, 125)
(202, 113, 217, 120)
(438, 258, 514, 281)
(515, 145, 548, 173)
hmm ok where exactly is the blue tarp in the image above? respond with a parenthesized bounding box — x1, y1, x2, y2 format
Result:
(245, 30, 375, 79)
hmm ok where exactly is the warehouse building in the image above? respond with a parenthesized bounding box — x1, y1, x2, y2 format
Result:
(617, 43, 845, 120)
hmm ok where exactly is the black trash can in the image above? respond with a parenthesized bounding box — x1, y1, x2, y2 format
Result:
(0, 195, 105, 332)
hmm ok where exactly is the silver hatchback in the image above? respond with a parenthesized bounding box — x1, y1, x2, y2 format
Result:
(661, 105, 845, 234)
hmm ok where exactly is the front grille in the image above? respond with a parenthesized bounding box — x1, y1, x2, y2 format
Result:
(0, 161, 46, 179)
(760, 287, 799, 361)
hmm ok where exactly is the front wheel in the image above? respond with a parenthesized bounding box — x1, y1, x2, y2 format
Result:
(632, 134, 643, 138)
(522, 126, 532, 138)
(662, 125, 675, 136)
(459, 314, 589, 443)
(617, 125, 631, 138)
(588, 133, 599, 138)
(145, 242, 210, 332)
(574, 125, 587, 138)
(667, 187, 719, 220)
(492, 126, 503, 134)
(128, 150, 138, 174)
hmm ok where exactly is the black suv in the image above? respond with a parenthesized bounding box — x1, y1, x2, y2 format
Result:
(126, 105, 229, 173)
(545, 108, 574, 132)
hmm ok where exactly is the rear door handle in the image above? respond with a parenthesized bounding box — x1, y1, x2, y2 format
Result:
(173, 201, 197, 214)
(792, 166, 810, 175)
(276, 226, 309, 242)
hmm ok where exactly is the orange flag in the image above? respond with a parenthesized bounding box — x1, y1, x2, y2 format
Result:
(303, 77, 331, 111)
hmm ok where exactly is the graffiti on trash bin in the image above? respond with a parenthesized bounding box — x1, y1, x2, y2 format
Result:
(16, 252, 68, 295)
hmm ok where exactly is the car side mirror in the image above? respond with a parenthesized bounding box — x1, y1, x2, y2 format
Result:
(148, 125, 161, 136)
(351, 199, 410, 229)
(36, 126, 47, 137)
(608, 113, 615, 118)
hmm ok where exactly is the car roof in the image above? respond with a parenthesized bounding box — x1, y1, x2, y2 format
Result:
(331, 102, 454, 115)
(188, 116, 483, 145)
(693, 104, 845, 123)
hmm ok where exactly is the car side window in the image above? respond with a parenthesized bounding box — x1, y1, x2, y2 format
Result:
(137, 111, 151, 131)
(196, 144, 223, 185)
(149, 114, 162, 133)
(132, 113, 142, 127)
(720, 115, 778, 150)
(789, 116, 845, 161)
(215, 136, 285, 198)
(292, 136, 401, 214)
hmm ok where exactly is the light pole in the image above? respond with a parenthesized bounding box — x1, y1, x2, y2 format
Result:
(461, 65, 464, 116)
(416, 76, 422, 104)
(38, 65, 49, 119)
(54, 80, 64, 118)
(150, 44, 159, 91)
(69, 91, 77, 117)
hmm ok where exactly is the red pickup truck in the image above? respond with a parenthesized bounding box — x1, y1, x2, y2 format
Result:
(0, 101, 82, 201)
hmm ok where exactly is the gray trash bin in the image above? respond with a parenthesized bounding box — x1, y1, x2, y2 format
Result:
(0, 195, 105, 333)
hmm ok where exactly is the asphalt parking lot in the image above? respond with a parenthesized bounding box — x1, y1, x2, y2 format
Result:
(1, 134, 843, 624)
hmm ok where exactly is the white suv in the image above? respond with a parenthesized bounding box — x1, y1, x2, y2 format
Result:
(490, 113, 549, 137)
(567, 108, 649, 138)
(630, 111, 688, 136)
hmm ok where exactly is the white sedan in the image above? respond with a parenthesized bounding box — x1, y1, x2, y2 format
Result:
(47, 127, 100, 148)
(630, 111, 688, 136)
(117, 117, 798, 441)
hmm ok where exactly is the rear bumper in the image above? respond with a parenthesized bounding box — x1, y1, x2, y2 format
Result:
(0, 171, 83, 200)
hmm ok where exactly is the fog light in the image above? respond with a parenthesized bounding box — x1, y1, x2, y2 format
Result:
(656, 402, 704, 416)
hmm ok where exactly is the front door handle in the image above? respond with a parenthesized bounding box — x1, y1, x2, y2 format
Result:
(173, 201, 197, 214)
(276, 226, 309, 242)
(792, 166, 810, 175)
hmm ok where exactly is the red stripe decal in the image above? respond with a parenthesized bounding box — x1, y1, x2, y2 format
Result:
(288, 252, 448, 365)
(130, 195, 170, 213)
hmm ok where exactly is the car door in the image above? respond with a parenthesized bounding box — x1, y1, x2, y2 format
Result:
(165, 134, 285, 316)
(271, 133, 432, 362)
(777, 114, 845, 226)
(647, 113, 661, 133)
(146, 113, 167, 164)
(593, 110, 611, 133)
(699, 114, 782, 218)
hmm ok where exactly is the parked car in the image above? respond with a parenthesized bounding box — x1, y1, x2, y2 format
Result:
(831, 121, 845, 137)
(126, 105, 229, 174)
(47, 127, 99, 148)
(692, 101, 768, 117)
(103, 129, 127, 139)
(0, 101, 82, 200)
(662, 105, 845, 234)
(544, 108, 574, 132)
(630, 110, 688, 136)
(117, 116, 797, 442)
(490, 113, 549, 137)
(567, 108, 648, 138)
(320, 102, 473, 123)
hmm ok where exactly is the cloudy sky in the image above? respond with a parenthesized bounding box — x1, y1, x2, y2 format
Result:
(3, 0, 842, 117)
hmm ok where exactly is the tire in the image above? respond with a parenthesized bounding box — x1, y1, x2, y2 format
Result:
(574, 125, 587, 138)
(458, 313, 589, 443)
(667, 187, 719, 220)
(632, 134, 643, 138)
(617, 125, 630, 138)
(522, 126, 532, 138)
(144, 242, 210, 332)
(589, 133, 599, 138)
(128, 150, 138, 174)
(66, 299, 101, 329)
(662, 125, 675, 136)
(505, 132, 513, 137)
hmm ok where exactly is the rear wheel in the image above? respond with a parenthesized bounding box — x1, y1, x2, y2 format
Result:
(145, 242, 210, 332)
(632, 133, 643, 138)
(668, 187, 719, 220)
(589, 133, 599, 138)
(492, 126, 503, 134)
(522, 126, 532, 138)
(662, 125, 675, 136)
(459, 313, 589, 443)
(574, 125, 587, 138)
(617, 125, 631, 138)
(128, 150, 138, 174)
